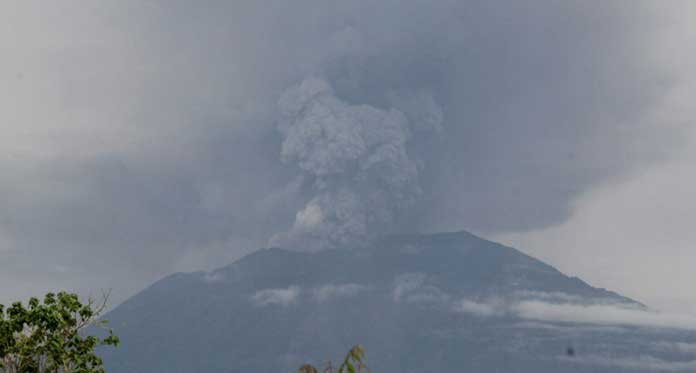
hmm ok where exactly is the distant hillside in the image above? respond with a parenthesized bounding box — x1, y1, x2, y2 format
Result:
(101, 231, 694, 372)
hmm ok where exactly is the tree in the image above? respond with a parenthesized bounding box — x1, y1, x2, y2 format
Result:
(298, 345, 370, 373)
(0, 291, 119, 373)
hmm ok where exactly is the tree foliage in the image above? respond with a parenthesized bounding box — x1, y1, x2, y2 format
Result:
(298, 345, 370, 373)
(0, 291, 118, 373)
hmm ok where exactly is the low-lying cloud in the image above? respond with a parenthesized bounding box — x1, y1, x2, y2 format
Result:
(456, 299, 506, 317)
(563, 355, 696, 372)
(252, 283, 370, 306)
(251, 286, 301, 307)
(455, 295, 696, 331)
(654, 342, 696, 355)
(514, 301, 696, 330)
(313, 283, 369, 303)
(392, 273, 450, 304)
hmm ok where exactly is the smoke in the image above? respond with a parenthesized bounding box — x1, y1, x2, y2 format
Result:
(270, 77, 442, 250)
(257, 0, 679, 250)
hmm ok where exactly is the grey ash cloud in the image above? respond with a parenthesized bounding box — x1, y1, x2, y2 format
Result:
(270, 77, 441, 250)
(0, 1, 687, 303)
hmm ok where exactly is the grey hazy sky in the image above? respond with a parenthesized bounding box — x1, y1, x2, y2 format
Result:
(1, 1, 694, 311)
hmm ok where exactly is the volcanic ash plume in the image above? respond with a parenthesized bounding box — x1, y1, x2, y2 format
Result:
(270, 78, 442, 250)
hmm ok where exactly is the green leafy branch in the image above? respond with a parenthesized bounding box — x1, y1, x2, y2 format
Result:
(0, 291, 119, 373)
(298, 345, 370, 373)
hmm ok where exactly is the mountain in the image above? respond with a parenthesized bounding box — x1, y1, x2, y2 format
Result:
(100, 231, 696, 372)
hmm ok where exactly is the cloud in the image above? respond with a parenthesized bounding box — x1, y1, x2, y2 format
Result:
(393, 273, 450, 304)
(563, 355, 696, 372)
(0, 1, 690, 304)
(312, 283, 369, 302)
(202, 271, 225, 284)
(455, 299, 505, 317)
(513, 301, 696, 330)
(654, 342, 696, 356)
(251, 286, 301, 307)
(453, 295, 696, 331)
(511, 321, 629, 334)
(494, 1, 696, 316)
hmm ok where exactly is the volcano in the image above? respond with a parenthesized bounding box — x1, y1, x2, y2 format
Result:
(101, 231, 696, 372)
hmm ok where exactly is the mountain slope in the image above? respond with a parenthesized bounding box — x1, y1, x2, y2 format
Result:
(101, 231, 692, 372)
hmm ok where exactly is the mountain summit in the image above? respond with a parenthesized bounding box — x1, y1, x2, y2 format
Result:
(101, 231, 693, 372)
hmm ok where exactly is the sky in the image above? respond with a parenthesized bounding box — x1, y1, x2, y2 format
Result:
(0, 1, 694, 313)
